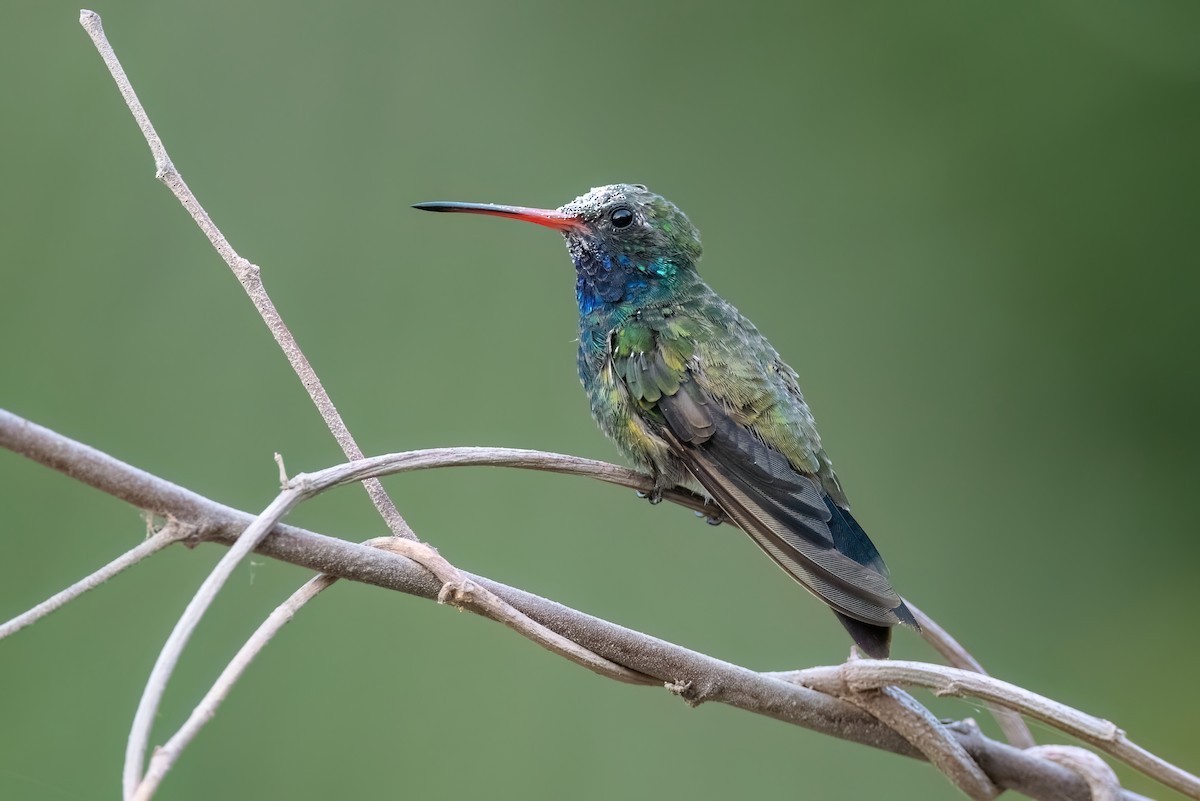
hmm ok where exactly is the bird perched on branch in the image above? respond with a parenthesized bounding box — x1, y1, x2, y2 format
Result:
(415, 184, 917, 657)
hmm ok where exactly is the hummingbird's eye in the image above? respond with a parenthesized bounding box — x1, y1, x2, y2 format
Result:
(610, 207, 634, 229)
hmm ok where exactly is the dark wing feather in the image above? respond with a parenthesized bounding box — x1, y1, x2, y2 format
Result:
(657, 379, 914, 656)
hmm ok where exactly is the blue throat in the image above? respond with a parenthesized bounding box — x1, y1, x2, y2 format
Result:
(573, 243, 678, 316)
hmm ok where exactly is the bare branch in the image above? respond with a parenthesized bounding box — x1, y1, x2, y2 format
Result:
(114, 444, 658, 797)
(122, 487, 309, 798)
(130, 574, 338, 801)
(795, 663, 998, 801)
(0, 520, 192, 641)
(77, 8, 411, 540)
(906, 600, 1036, 749)
(139, 535, 655, 798)
(787, 660, 1200, 799)
(5, 408, 1192, 801)
(366, 537, 656, 685)
(1029, 746, 1123, 801)
(0, 408, 717, 529)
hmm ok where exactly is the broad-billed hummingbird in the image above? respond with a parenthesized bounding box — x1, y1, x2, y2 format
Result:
(415, 184, 917, 657)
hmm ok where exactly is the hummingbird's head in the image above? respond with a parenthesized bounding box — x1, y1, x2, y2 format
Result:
(556, 183, 702, 269)
(415, 184, 702, 314)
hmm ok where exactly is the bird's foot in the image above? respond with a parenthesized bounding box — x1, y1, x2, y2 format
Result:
(693, 510, 723, 526)
(635, 489, 664, 505)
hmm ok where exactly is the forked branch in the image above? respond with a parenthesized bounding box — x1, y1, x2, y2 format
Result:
(4, 409, 1196, 801)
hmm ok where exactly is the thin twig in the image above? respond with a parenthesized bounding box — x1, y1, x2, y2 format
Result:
(795, 664, 998, 800)
(3, 409, 1182, 801)
(122, 488, 308, 798)
(77, 9, 412, 541)
(136, 534, 656, 797)
(0, 520, 192, 641)
(906, 600, 1036, 748)
(189, 448, 660, 684)
(788, 660, 1200, 800)
(0, 409, 716, 523)
(861, 688, 999, 800)
(130, 574, 339, 801)
(366, 537, 655, 685)
(122, 452, 656, 798)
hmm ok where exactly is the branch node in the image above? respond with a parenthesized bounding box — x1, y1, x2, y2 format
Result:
(665, 679, 706, 707)
(437, 578, 476, 607)
(153, 160, 177, 181)
(787, 664, 847, 696)
(1028, 745, 1122, 801)
(933, 683, 956, 698)
(160, 516, 199, 542)
(287, 472, 315, 495)
(233, 258, 260, 283)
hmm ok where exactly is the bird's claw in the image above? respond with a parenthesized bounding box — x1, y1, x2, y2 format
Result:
(635, 488, 664, 505)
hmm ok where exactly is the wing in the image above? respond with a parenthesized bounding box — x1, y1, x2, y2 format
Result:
(613, 326, 915, 657)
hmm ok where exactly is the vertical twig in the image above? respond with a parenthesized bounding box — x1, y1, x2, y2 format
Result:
(77, 9, 412, 541)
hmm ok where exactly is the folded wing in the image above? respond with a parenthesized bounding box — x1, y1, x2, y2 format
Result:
(618, 342, 915, 657)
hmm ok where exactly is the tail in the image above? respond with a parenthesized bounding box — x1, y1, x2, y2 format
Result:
(833, 612, 893, 658)
(826, 501, 919, 658)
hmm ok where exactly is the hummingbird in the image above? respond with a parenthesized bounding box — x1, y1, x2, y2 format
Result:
(415, 184, 917, 657)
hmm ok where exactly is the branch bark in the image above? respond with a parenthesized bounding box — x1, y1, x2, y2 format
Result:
(5, 408, 1192, 801)
(785, 661, 1199, 799)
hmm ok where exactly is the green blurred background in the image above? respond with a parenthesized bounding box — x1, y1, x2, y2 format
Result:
(2, 2, 1197, 799)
